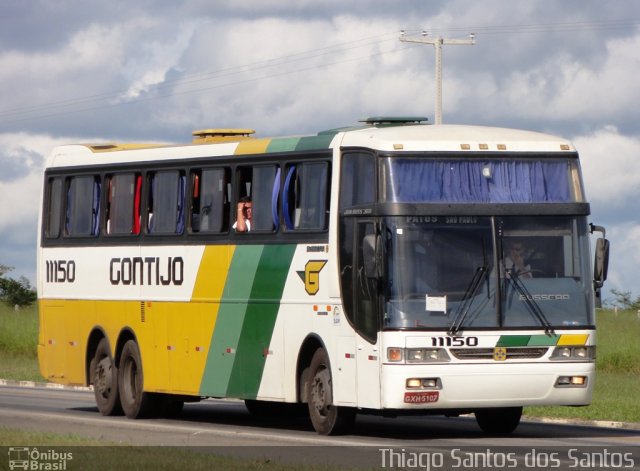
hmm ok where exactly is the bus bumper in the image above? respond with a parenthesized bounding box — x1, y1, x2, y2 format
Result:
(380, 362, 594, 410)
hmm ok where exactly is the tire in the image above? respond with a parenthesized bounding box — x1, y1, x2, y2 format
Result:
(118, 339, 155, 419)
(306, 348, 356, 435)
(475, 407, 523, 435)
(91, 338, 123, 416)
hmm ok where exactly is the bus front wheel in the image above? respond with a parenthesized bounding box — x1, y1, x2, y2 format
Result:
(306, 348, 356, 435)
(475, 407, 522, 435)
(91, 338, 122, 416)
(118, 339, 154, 419)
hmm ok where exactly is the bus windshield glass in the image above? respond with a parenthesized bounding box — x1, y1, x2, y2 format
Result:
(382, 215, 593, 330)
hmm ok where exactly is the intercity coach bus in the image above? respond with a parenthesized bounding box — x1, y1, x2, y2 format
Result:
(37, 117, 609, 435)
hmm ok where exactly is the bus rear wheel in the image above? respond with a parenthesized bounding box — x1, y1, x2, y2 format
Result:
(307, 348, 356, 435)
(91, 338, 122, 416)
(118, 339, 155, 419)
(475, 407, 522, 435)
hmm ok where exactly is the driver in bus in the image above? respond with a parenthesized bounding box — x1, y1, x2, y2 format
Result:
(505, 239, 533, 278)
(234, 196, 252, 232)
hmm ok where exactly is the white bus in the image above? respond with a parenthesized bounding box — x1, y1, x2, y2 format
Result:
(37, 117, 609, 435)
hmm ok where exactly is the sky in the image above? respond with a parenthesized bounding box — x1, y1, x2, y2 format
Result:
(1, 0, 639, 303)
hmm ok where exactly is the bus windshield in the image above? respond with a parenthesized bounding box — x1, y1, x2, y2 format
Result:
(382, 215, 593, 330)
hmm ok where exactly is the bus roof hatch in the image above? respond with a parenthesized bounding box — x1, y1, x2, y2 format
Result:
(192, 129, 256, 144)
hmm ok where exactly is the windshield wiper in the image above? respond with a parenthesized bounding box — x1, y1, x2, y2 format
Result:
(449, 266, 488, 335)
(503, 266, 555, 335)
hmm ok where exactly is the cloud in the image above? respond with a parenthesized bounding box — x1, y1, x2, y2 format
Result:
(0, 132, 91, 282)
(574, 126, 640, 209)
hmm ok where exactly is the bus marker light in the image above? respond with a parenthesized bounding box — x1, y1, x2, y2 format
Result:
(387, 348, 403, 362)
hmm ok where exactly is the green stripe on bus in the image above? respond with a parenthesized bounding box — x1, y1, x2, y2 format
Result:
(497, 334, 560, 347)
(225, 244, 297, 398)
(199, 245, 264, 397)
(496, 335, 531, 347)
(528, 334, 560, 346)
(266, 137, 301, 153)
(294, 134, 335, 151)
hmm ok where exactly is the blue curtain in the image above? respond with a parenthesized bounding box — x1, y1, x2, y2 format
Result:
(387, 160, 571, 203)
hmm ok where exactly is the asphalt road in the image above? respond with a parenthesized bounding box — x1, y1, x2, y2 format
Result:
(1, 385, 639, 469)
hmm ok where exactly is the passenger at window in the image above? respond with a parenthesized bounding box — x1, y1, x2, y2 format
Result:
(233, 196, 252, 232)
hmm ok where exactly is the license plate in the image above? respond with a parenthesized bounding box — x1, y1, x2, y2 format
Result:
(404, 391, 439, 404)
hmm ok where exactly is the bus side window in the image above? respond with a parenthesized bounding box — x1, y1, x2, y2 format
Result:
(106, 173, 141, 235)
(147, 170, 186, 235)
(45, 177, 63, 238)
(339, 152, 375, 210)
(65, 175, 101, 237)
(190, 168, 229, 233)
(284, 162, 330, 231)
(236, 165, 280, 232)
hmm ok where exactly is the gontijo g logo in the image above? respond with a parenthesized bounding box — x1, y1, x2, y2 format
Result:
(297, 260, 327, 295)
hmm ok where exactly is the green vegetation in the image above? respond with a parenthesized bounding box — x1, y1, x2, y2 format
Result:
(0, 264, 37, 307)
(0, 303, 43, 381)
(0, 303, 39, 357)
(525, 309, 640, 423)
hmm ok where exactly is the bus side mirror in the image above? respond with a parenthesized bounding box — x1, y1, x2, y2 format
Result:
(363, 234, 382, 279)
(594, 237, 609, 289)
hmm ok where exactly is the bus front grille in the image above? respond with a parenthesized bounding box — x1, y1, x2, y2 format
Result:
(450, 347, 548, 360)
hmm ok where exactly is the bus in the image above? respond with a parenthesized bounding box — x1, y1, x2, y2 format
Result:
(37, 117, 609, 435)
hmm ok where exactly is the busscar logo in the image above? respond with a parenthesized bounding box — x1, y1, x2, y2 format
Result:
(297, 260, 327, 295)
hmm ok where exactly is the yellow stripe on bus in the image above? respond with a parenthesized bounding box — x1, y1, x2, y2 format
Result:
(234, 138, 271, 155)
(557, 334, 589, 345)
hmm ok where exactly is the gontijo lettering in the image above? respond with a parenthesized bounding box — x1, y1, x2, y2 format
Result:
(109, 257, 184, 286)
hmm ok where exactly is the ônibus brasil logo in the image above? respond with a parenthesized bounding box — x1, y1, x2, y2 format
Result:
(8, 447, 73, 470)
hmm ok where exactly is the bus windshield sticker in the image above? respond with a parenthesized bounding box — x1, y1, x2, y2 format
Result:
(426, 295, 447, 313)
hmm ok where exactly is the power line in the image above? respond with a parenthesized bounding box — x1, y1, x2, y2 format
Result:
(0, 32, 400, 121)
(0, 38, 418, 126)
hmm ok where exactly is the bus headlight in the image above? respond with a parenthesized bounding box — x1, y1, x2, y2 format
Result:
(550, 346, 594, 361)
(387, 347, 450, 363)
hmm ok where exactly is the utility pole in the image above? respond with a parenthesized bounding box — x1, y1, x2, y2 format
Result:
(400, 31, 475, 125)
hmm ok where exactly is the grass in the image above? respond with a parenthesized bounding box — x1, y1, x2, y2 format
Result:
(0, 303, 38, 357)
(1, 304, 639, 423)
(0, 428, 347, 471)
(0, 303, 43, 381)
(525, 308, 640, 423)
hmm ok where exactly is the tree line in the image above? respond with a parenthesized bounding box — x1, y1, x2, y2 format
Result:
(0, 264, 37, 307)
